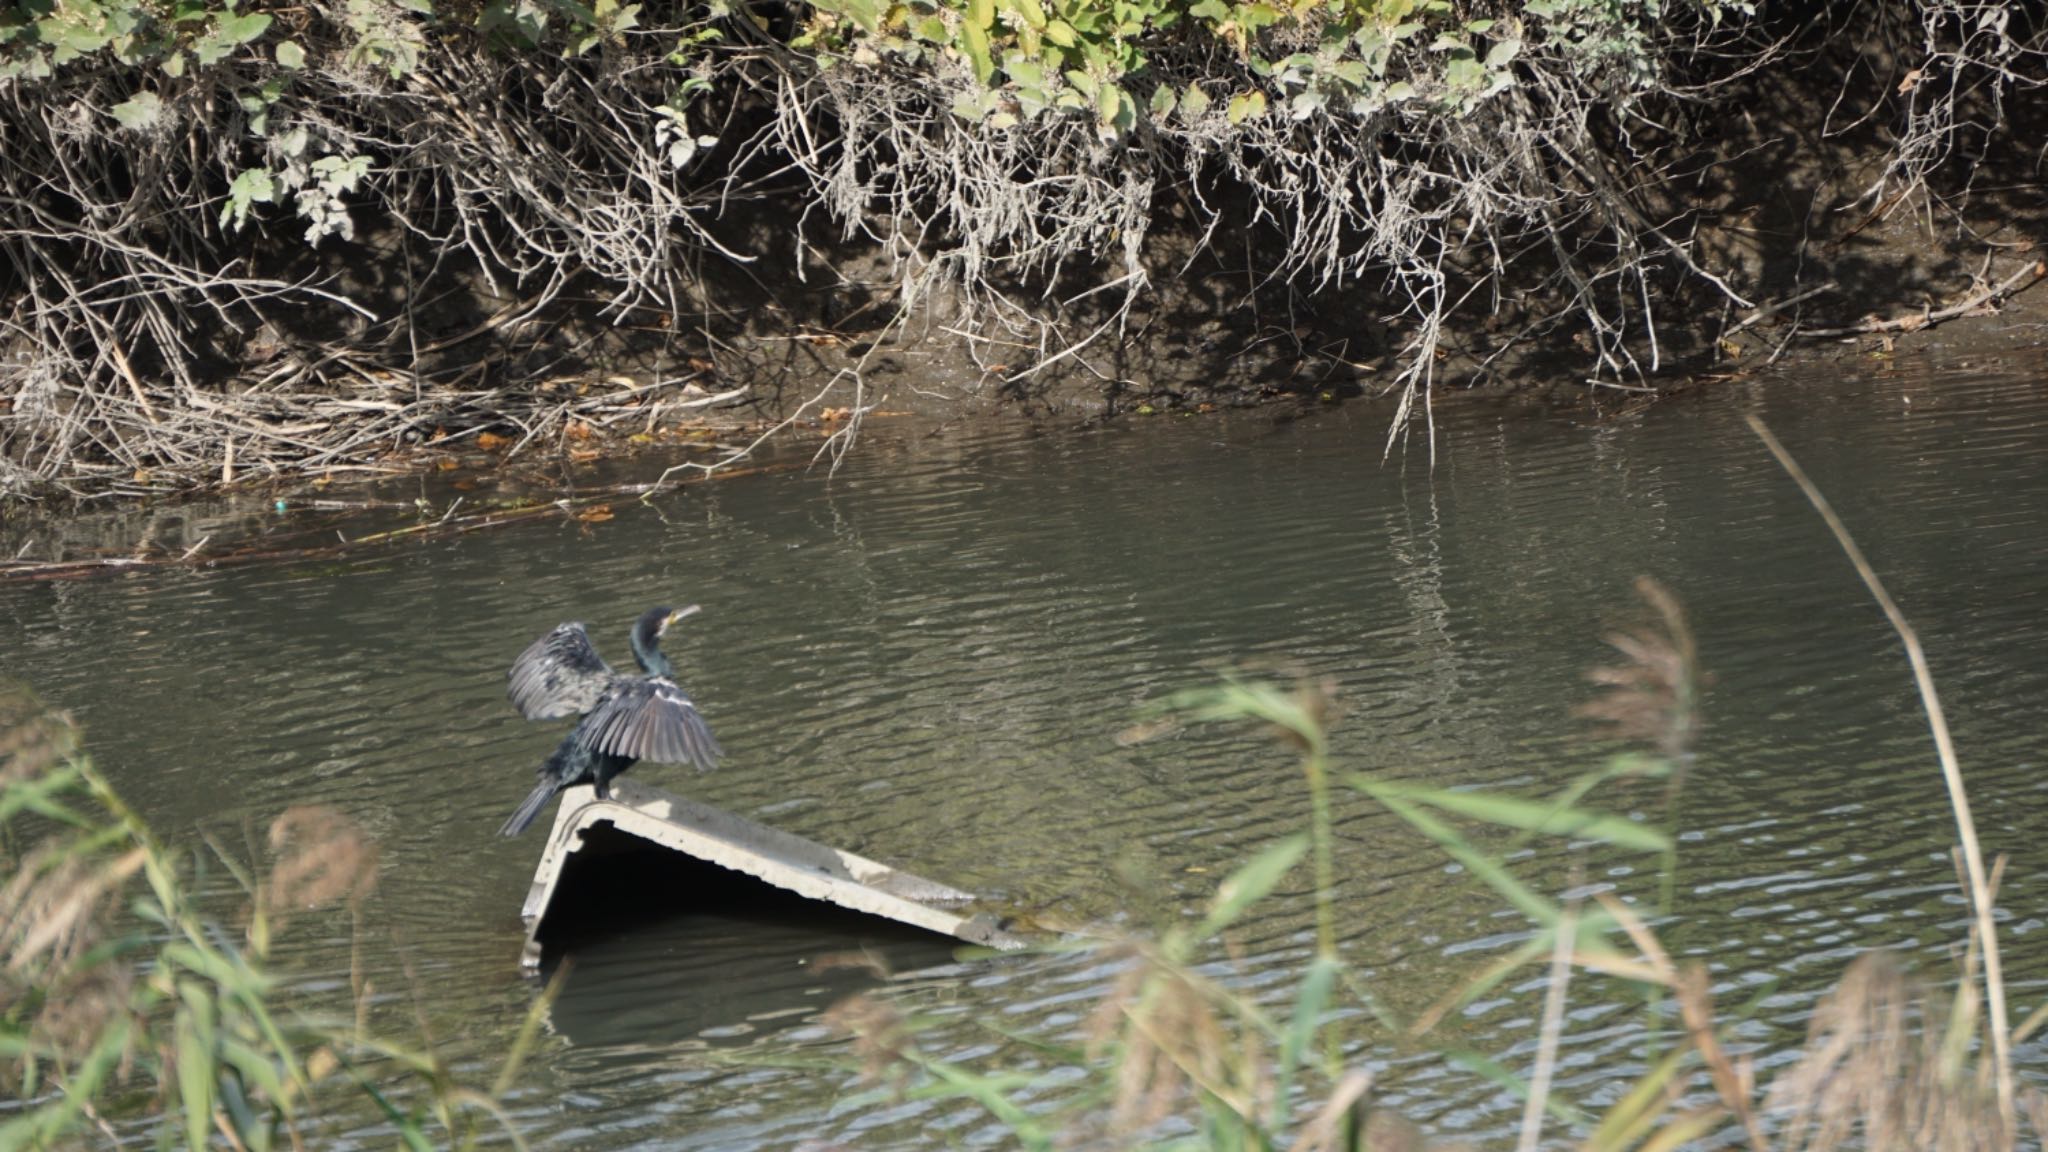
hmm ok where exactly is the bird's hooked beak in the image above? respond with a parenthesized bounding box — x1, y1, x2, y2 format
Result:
(659, 604, 701, 636)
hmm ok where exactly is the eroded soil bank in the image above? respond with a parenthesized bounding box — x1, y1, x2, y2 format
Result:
(7, 0, 2046, 510)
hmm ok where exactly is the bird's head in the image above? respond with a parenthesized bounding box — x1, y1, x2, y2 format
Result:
(635, 604, 701, 644)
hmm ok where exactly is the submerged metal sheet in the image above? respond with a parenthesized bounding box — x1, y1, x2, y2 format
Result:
(521, 778, 1024, 966)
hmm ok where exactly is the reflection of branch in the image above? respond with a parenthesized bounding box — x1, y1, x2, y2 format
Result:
(1801, 259, 2045, 338)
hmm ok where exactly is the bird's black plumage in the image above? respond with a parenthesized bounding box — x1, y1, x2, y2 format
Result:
(499, 605, 721, 837)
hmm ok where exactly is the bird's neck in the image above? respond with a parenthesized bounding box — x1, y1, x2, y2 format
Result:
(629, 632, 675, 678)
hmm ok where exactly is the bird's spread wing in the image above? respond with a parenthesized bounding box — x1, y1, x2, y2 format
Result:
(580, 677, 722, 769)
(508, 623, 616, 720)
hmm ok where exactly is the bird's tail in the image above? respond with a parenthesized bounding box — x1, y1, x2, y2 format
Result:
(498, 778, 561, 837)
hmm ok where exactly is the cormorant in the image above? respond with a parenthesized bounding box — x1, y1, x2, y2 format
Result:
(499, 605, 722, 836)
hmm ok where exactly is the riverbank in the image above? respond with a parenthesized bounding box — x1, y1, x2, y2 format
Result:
(7, 322, 2048, 584)
(6, 0, 2044, 504)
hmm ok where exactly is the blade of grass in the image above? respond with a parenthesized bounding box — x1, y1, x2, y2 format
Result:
(1637, 1109, 1724, 1152)
(1585, 1045, 1692, 1152)
(1441, 1045, 1588, 1128)
(1514, 900, 1576, 1152)
(1270, 954, 1340, 1129)
(1355, 783, 1559, 926)
(1369, 781, 1670, 854)
(1747, 414, 2013, 1128)
(175, 984, 217, 1152)
(1196, 835, 1309, 941)
(493, 962, 570, 1098)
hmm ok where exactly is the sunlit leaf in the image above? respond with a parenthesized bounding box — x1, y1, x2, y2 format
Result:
(1355, 781, 1558, 924)
(111, 92, 161, 130)
(1270, 953, 1339, 1126)
(1367, 781, 1671, 853)
(1197, 833, 1306, 939)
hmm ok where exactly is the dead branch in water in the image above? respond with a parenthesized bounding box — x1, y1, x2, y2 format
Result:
(1801, 259, 2046, 338)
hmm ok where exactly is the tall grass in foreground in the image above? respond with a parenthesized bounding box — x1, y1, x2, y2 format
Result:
(0, 688, 556, 1152)
(825, 423, 2045, 1150)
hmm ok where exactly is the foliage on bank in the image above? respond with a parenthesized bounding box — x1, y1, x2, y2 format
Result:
(1, 0, 2043, 497)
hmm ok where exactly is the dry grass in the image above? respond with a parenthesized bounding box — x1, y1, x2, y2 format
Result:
(1764, 952, 2039, 1152)
(0, 685, 78, 786)
(266, 803, 381, 917)
(1575, 576, 1700, 764)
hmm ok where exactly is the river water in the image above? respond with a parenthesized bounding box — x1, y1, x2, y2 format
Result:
(5, 351, 2048, 1147)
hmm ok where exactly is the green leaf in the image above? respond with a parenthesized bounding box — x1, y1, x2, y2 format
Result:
(1355, 781, 1560, 924)
(1095, 82, 1133, 132)
(1370, 782, 1671, 852)
(1224, 88, 1265, 124)
(274, 39, 305, 66)
(1443, 1044, 1590, 1128)
(1042, 18, 1076, 46)
(175, 986, 216, 1152)
(1485, 37, 1521, 68)
(835, 0, 879, 33)
(1007, 54, 1044, 87)
(1147, 84, 1175, 117)
(1005, 0, 1047, 29)
(215, 11, 271, 44)
(967, 0, 993, 29)
(1180, 82, 1210, 116)
(220, 168, 275, 230)
(1169, 678, 1323, 753)
(960, 19, 993, 84)
(1271, 954, 1339, 1126)
(1187, 0, 1227, 21)
(111, 92, 162, 130)
(1197, 834, 1306, 939)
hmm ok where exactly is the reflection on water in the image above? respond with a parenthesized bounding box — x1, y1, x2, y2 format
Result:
(5, 350, 2048, 1146)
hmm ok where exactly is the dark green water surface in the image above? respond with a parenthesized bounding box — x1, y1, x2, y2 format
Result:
(5, 353, 2048, 1146)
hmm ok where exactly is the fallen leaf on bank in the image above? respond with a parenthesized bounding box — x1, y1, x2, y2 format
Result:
(477, 431, 510, 451)
(687, 357, 715, 373)
(576, 505, 615, 522)
(569, 448, 601, 463)
(628, 433, 654, 444)
(819, 407, 851, 422)
(567, 421, 594, 441)
(313, 476, 332, 488)
(133, 469, 151, 482)
(429, 426, 449, 443)
(452, 480, 477, 491)
(1898, 68, 1923, 94)
(436, 458, 459, 471)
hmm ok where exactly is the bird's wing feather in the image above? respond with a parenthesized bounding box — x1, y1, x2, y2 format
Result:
(508, 623, 616, 719)
(579, 677, 722, 770)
